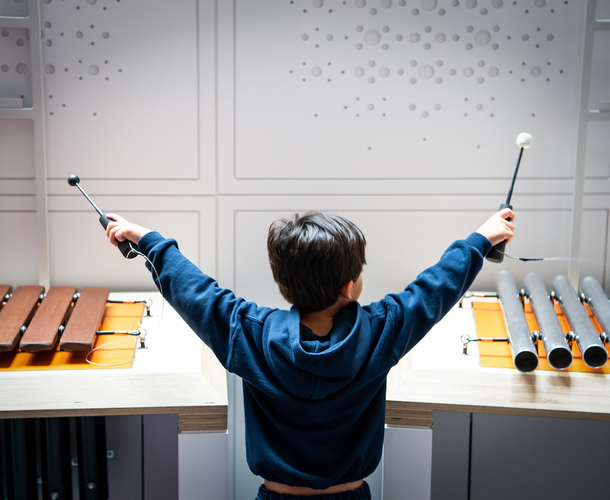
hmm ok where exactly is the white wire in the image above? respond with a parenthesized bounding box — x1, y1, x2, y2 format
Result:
(84, 245, 166, 367)
(131, 246, 165, 334)
(85, 336, 140, 367)
(502, 252, 602, 264)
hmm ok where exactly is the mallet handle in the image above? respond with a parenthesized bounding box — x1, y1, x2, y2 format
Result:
(74, 183, 104, 217)
(68, 176, 139, 259)
(506, 148, 524, 205)
(486, 203, 513, 263)
(99, 215, 139, 259)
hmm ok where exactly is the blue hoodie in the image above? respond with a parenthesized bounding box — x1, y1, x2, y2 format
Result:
(137, 231, 491, 489)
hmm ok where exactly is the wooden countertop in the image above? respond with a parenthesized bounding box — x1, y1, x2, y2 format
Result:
(0, 293, 227, 432)
(386, 297, 610, 428)
(7, 291, 606, 431)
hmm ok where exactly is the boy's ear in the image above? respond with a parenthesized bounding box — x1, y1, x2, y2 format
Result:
(340, 280, 354, 300)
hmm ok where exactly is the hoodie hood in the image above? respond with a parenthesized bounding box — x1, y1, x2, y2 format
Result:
(262, 302, 373, 400)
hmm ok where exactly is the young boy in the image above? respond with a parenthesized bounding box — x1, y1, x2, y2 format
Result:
(106, 208, 515, 500)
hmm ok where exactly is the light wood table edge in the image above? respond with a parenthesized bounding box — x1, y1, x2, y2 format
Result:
(0, 405, 227, 432)
(385, 400, 610, 429)
(384, 303, 610, 429)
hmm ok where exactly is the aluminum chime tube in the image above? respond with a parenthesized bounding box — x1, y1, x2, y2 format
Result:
(524, 272, 573, 370)
(580, 276, 610, 343)
(496, 270, 539, 373)
(552, 275, 608, 369)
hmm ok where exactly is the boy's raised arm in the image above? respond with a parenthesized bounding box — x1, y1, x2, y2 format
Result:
(370, 208, 516, 362)
(103, 214, 250, 368)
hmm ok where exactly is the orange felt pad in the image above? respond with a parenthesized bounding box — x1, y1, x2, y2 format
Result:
(472, 300, 610, 374)
(0, 302, 145, 371)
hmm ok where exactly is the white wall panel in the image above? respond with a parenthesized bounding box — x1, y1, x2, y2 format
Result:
(598, 1, 610, 20)
(585, 120, 610, 178)
(589, 29, 610, 111)
(0, 26, 32, 107)
(39, 0, 215, 196)
(0, 120, 35, 181)
(583, 194, 610, 290)
(578, 208, 609, 289)
(0, 202, 39, 287)
(0, 1, 28, 17)
(48, 195, 215, 291)
(0, 24, 37, 197)
(219, 0, 586, 194)
(584, 178, 610, 195)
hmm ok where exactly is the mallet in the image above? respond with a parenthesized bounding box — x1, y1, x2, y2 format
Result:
(486, 133, 532, 263)
(68, 175, 139, 259)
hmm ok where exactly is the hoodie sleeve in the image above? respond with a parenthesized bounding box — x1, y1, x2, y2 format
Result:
(364, 232, 491, 363)
(137, 231, 248, 368)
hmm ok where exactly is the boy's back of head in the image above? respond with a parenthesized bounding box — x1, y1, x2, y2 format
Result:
(267, 212, 366, 314)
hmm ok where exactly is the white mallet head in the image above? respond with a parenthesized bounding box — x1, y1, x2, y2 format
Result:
(516, 132, 533, 149)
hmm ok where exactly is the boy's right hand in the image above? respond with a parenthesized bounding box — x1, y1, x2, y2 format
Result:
(476, 208, 515, 247)
(105, 214, 151, 248)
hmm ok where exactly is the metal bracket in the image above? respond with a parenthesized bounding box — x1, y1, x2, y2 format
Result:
(461, 334, 510, 355)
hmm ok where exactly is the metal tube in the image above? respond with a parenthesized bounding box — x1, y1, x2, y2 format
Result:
(496, 271, 539, 373)
(552, 275, 608, 369)
(524, 272, 572, 370)
(580, 276, 610, 338)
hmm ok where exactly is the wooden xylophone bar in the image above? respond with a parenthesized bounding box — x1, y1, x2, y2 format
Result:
(0, 286, 111, 353)
(0, 285, 11, 303)
(21, 287, 76, 352)
(0, 286, 44, 351)
(60, 288, 110, 352)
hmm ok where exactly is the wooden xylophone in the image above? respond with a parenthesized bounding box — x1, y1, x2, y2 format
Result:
(0, 285, 149, 355)
(469, 273, 610, 373)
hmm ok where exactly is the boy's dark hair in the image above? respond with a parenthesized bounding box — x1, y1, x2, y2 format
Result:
(267, 212, 366, 313)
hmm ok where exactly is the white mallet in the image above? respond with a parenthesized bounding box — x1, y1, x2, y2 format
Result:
(508, 133, 533, 203)
(516, 132, 533, 149)
(486, 133, 533, 263)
